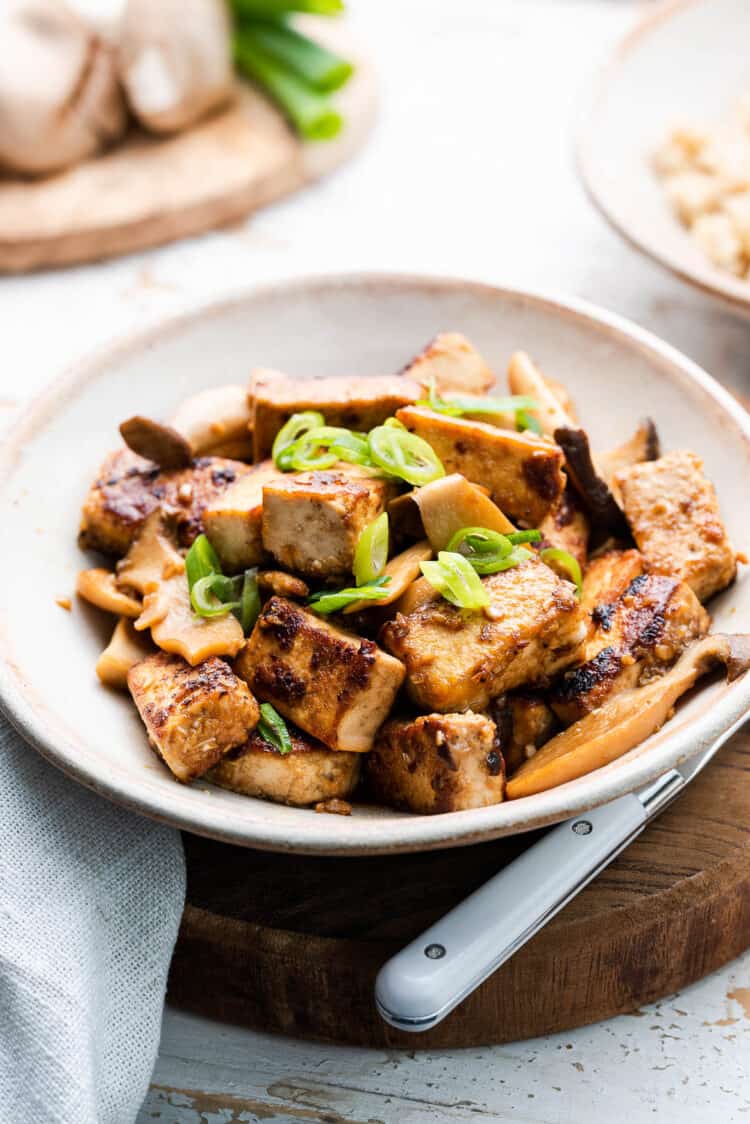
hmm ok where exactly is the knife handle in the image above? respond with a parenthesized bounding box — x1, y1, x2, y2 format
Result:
(375, 793, 648, 1033)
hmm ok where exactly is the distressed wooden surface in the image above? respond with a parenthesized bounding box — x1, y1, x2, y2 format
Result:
(4, 0, 750, 1120)
(167, 734, 750, 1050)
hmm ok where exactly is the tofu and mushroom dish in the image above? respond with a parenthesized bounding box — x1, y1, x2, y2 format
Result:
(75, 332, 749, 814)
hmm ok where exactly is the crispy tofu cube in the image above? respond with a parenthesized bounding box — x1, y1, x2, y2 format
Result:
(615, 451, 736, 602)
(128, 652, 259, 782)
(235, 597, 405, 752)
(400, 332, 496, 396)
(79, 449, 253, 556)
(251, 372, 418, 460)
(490, 692, 558, 775)
(396, 406, 565, 526)
(551, 573, 710, 725)
(381, 558, 589, 712)
(203, 459, 282, 572)
(261, 468, 399, 579)
(367, 711, 504, 814)
(581, 549, 645, 613)
(208, 724, 360, 806)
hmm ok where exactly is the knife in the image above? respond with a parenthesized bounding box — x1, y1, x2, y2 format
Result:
(375, 718, 747, 1033)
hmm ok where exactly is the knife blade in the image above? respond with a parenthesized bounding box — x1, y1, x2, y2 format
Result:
(375, 715, 747, 1034)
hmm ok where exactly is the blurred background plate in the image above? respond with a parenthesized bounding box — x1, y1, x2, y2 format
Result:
(577, 0, 750, 318)
(0, 273, 748, 855)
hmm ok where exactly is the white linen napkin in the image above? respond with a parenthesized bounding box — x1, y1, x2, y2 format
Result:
(0, 717, 185, 1124)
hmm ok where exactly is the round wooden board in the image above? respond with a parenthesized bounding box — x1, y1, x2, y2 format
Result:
(0, 24, 375, 273)
(168, 729, 750, 1049)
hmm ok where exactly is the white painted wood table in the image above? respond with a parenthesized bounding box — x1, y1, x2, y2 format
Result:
(4, 1, 750, 1120)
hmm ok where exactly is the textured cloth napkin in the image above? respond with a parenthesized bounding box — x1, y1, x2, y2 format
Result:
(0, 718, 186, 1124)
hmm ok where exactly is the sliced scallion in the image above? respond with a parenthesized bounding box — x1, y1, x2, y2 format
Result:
(307, 575, 391, 614)
(368, 425, 445, 486)
(540, 547, 583, 597)
(353, 512, 389, 586)
(420, 551, 490, 611)
(272, 410, 326, 470)
(257, 702, 293, 755)
(185, 533, 222, 593)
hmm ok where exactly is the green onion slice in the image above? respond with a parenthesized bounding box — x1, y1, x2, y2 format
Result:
(235, 568, 261, 634)
(420, 551, 490, 610)
(540, 547, 583, 597)
(257, 702, 293, 756)
(284, 425, 371, 471)
(185, 533, 222, 592)
(353, 512, 389, 586)
(516, 409, 543, 436)
(383, 416, 406, 430)
(272, 411, 325, 470)
(368, 425, 445, 486)
(416, 379, 540, 420)
(506, 529, 543, 545)
(190, 574, 239, 618)
(308, 576, 391, 615)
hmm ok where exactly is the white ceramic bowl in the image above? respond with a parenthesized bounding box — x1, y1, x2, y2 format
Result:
(1, 273, 748, 854)
(578, 0, 750, 317)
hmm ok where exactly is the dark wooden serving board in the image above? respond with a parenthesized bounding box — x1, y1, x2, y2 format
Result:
(168, 729, 750, 1049)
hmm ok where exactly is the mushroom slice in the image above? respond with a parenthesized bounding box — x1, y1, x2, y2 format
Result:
(119, 417, 192, 470)
(135, 573, 244, 664)
(169, 384, 253, 460)
(116, 511, 185, 595)
(257, 571, 309, 600)
(554, 426, 629, 536)
(118, 0, 233, 135)
(507, 352, 576, 436)
(343, 540, 433, 614)
(77, 568, 142, 618)
(596, 419, 660, 493)
(507, 633, 750, 799)
(96, 617, 154, 690)
(412, 473, 516, 553)
(0, 0, 127, 176)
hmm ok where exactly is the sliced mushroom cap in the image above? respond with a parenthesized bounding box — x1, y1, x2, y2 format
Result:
(507, 632, 750, 798)
(119, 0, 233, 134)
(169, 384, 253, 459)
(596, 418, 660, 494)
(0, 0, 127, 176)
(412, 473, 516, 552)
(119, 416, 192, 470)
(507, 352, 575, 437)
(96, 616, 154, 689)
(343, 540, 432, 614)
(554, 426, 629, 537)
(77, 567, 142, 617)
(135, 572, 244, 664)
(116, 511, 186, 595)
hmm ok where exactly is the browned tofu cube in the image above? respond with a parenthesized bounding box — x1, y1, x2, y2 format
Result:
(127, 652, 259, 782)
(251, 372, 418, 460)
(616, 451, 736, 602)
(551, 573, 710, 725)
(203, 459, 282, 572)
(490, 692, 558, 775)
(396, 406, 565, 526)
(235, 597, 405, 752)
(208, 724, 360, 806)
(261, 468, 399, 579)
(381, 558, 589, 712)
(400, 332, 496, 396)
(581, 549, 645, 613)
(367, 712, 504, 814)
(79, 449, 253, 556)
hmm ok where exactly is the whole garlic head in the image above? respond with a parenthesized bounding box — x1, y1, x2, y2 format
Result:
(119, 0, 233, 134)
(0, 0, 127, 176)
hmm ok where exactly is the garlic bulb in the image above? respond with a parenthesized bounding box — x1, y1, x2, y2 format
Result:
(0, 0, 127, 176)
(118, 0, 233, 134)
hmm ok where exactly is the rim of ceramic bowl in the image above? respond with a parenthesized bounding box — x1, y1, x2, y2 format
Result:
(0, 270, 748, 854)
(575, 0, 750, 318)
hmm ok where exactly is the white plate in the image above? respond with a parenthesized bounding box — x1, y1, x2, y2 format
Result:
(578, 0, 750, 317)
(1, 273, 749, 854)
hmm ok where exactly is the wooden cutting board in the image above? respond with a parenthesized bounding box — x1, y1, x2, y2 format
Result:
(0, 26, 375, 273)
(168, 727, 750, 1049)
